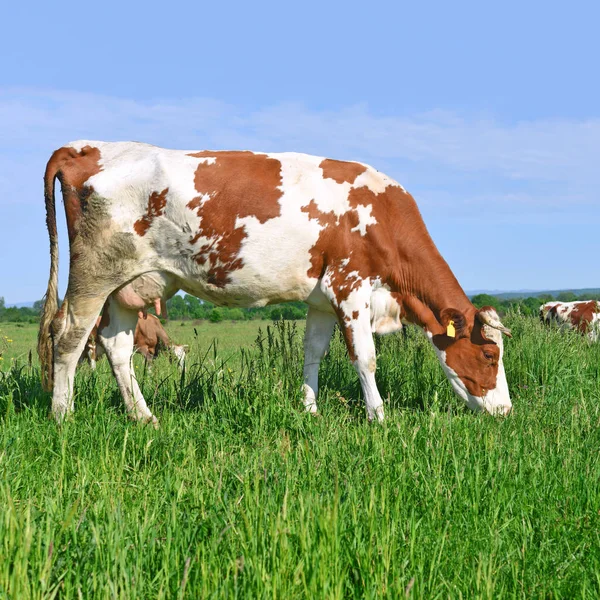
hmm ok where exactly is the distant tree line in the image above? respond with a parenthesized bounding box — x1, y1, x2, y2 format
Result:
(1, 291, 599, 323)
(165, 295, 307, 321)
(0, 297, 44, 323)
(0, 295, 308, 323)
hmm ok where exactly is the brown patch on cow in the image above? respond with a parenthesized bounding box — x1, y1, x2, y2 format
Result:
(44, 145, 102, 243)
(302, 202, 360, 290)
(186, 151, 283, 287)
(134, 188, 169, 236)
(319, 159, 367, 184)
(571, 301, 599, 333)
(352, 310, 359, 320)
(301, 200, 337, 227)
(332, 306, 357, 362)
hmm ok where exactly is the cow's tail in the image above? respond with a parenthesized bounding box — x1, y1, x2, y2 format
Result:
(38, 152, 62, 392)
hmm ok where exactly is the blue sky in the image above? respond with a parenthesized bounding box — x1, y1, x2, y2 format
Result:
(1, 0, 599, 304)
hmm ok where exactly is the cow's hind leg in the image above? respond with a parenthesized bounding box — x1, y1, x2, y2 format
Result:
(52, 295, 108, 421)
(302, 308, 337, 413)
(334, 298, 385, 422)
(98, 298, 158, 427)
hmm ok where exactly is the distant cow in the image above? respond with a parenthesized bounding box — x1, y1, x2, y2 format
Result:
(39, 141, 512, 427)
(81, 312, 187, 370)
(540, 301, 600, 341)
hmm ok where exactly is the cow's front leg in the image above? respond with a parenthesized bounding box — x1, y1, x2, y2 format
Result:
(302, 308, 337, 413)
(98, 298, 158, 427)
(336, 305, 385, 422)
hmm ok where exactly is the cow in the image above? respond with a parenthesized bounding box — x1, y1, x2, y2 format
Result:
(38, 141, 513, 427)
(540, 300, 600, 341)
(80, 312, 187, 370)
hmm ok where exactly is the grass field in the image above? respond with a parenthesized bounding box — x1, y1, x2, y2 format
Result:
(1, 315, 600, 598)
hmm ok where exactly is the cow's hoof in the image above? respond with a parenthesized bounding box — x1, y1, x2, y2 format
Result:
(367, 406, 385, 423)
(133, 414, 159, 429)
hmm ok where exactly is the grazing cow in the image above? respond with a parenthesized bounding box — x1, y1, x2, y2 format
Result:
(540, 300, 600, 341)
(39, 141, 513, 426)
(81, 312, 187, 370)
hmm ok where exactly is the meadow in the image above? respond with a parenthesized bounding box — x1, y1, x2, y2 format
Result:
(1, 314, 600, 598)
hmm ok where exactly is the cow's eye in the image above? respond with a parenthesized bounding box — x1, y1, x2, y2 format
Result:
(483, 350, 495, 361)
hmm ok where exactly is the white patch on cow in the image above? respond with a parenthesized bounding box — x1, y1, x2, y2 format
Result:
(270, 152, 354, 217)
(351, 203, 377, 236)
(370, 288, 402, 335)
(352, 169, 402, 194)
(226, 153, 331, 304)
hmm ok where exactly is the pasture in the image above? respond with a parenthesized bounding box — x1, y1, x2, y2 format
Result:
(1, 315, 600, 598)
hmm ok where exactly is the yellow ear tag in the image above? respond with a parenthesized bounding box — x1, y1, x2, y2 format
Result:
(446, 320, 456, 338)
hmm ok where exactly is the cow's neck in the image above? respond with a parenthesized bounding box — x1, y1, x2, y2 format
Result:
(391, 251, 475, 331)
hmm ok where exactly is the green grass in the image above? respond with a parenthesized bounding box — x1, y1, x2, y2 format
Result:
(1, 315, 600, 598)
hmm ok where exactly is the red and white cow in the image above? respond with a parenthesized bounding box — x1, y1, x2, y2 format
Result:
(540, 300, 600, 341)
(81, 312, 187, 370)
(39, 141, 512, 426)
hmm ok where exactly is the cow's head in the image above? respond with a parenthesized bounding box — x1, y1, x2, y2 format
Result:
(430, 306, 512, 415)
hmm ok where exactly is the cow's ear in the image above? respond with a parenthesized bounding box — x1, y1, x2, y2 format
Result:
(440, 308, 470, 339)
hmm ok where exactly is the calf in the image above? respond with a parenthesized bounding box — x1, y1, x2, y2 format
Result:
(540, 300, 600, 341)
(39, 141, 512, 426)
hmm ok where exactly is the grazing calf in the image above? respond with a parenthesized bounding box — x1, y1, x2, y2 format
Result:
(81, 312, 187, 370)
(39, 141, 512, 426)
(540, 300, 600, 341)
